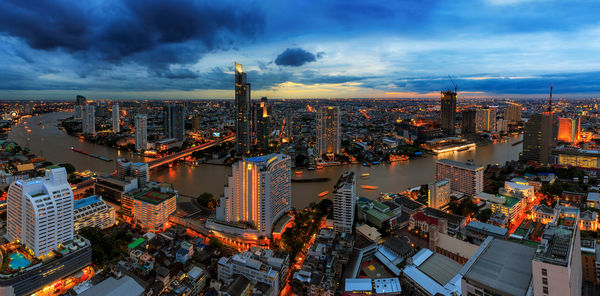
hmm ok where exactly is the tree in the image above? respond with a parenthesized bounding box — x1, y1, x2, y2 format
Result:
(476, 209, 493, 223)
(197, 192, 215, 208)
(58, 163, 76, 174)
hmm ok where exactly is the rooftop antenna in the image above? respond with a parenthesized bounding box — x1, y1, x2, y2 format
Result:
(448, 75, 457, 93)
(548, 85, 553, 112)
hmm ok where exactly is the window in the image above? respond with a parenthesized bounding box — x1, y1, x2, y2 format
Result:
(542, 268, 547, 276)
(543, 286, 548, 294)
(542, 277, 548, 285)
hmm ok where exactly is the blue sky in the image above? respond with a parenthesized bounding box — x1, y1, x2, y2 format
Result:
(1, 0, 600, 99)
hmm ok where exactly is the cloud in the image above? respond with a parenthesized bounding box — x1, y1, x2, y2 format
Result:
(275, 48, 317, 67)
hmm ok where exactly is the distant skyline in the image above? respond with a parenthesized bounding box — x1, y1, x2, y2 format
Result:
(1, 0, 600, 99)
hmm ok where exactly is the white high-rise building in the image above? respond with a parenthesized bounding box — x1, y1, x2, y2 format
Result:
(316, 106, 341, 158)
(7, 166, 74, 257)
(428, 179, 450, 209)
(333, 171, 355, 234)
(436, 159, 484, 196)
(216, 154, 291, 237)
(112, 104, 120, 133)
(505, 103, 522, 123)
(135, 114, 147, 151)
(82, 104, 95, 135)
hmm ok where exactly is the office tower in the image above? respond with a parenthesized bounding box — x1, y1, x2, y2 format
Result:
(505, 103, 522, 123)
(461, 237, 536, 296)
(461, 109, 477, 134)
(163, 104, 185, 141)
(216, 154, 291, 237)
(73, 195, 116, 231)
(316, 106, 341, 158)
(112, 103, 120, 133)
(82, 104, 95, 135)
(235, 62, 251, 155)
(333, 171, 356, 234)
(192, 114, 202, 131)
(521, 113, 555, 163)
(557, 117, 580, 144)
(428, 179, 450, 209)
(74, 95, 87, 119)
(476, 107, 497, 132)
(440, 89, 457, 136)
(256, 97, 270, 150)
(7, 166, 74, 257)
(436, 159, 484, 196)
(135, 114, 148, 151)
(532, 207, 581, 296)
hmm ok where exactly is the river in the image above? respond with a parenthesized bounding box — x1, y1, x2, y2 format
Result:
(9, 112, 523, 210)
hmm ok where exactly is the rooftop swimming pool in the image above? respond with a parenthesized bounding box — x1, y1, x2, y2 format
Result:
(8, 252, 31, 270)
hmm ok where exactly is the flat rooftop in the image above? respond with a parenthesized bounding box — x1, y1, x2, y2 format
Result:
(418, 253, 462, 286)
(462, 238, 535, 296)
(74, 195, 103, 210)
(130, 188, 176, 205)
(437, 159, 484, 171)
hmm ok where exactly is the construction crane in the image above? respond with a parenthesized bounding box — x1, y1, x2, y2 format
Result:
(448, 75, 458, 93)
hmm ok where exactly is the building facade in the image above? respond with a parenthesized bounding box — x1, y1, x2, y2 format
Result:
(428, 179, 450, 209)
(216, 154, 291, 237)
(521, 112, 555, 164)
(333, 171, 356, 234)
(112, 103, 120, 133)
(557, 117, 580, 144)
(163, 104, 185, 141)
(435, 159, 484, 196)
(73, 195, 115, 231)
(505, 103, 522, 123)
(134, 114, 147, 151)
(235, 62, 252, 155)
(82, 104, 95, 135)
(461, 109, 477, 134)
(121, 185, 177, 232)
(316, 106, 341, 158)
(476, 107, 497, 133)
(7, 166, 74, 257)
(440, 89, 457, 136)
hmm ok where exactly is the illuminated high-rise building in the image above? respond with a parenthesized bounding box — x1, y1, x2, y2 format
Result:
(316, 106, 340, 158)
(135, 114, 148, 151)
(112, 103, 120, 133)
(216, 154, 291, 237)
(440, 89, 457, 136)
(82, 104, 96, 135)
(436, 159, 484, 196)
(476, 107, 497, 132)
(333, 171, 356, 234)
(505, 103, 522, 123)
(235, 62, 251, 155)
(557, 117, 580, 144)
(428, 179, 450, 209)
(163, 104, 185, 141)
(7, 166, 74, 257)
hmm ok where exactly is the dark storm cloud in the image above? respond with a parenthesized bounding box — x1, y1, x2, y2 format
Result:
(275, 48, 317, 67)
(0, 0, 265, 72)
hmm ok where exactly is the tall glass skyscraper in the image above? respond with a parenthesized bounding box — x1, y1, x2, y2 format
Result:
(216, 154, 291, 236)
(163, 104, 185, 141)
(112, 103, 120, 133)
(440, 90, 457, 136)
(235, 62, 251, 155)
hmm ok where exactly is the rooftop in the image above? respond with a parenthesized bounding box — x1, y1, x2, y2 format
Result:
(74, 195, 103, 210)
(130, 187, 176, 205)
(466, 221, 508, 237)
(462, 237, 535, 296)
(437, 159, 484, 171)
(534, 226, 574, 266)
(79, 276, 144, 296)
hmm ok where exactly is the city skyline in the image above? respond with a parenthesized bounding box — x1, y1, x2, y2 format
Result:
(1, 1, 600, 99)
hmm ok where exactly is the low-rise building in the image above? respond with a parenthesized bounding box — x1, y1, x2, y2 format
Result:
(401, 248, 462, 296)
(465, 221, 508, 244)
(121, 184, 177, 232)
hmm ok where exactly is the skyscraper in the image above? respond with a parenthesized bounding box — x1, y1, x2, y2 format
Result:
(235, 62, 251, 155)
(216, 154, 291, 237)
(476, 107, 497, 132)
(505, 103, 522, 123)
(163, 104, 185, 141)
(74, 95, 87, 120)
(557, 117, 580, 144)
(461, 109, 477, 134)
(316, 106, 341, 158)
(112, 103, 120, 133)
(333, 171, 356, 234)
(135, 114, 147, 151)
(256, 97, 270, 150)
(521, 113, 555, 163)
(440, 89, 457, 136)
(7, 166, 74, 257)
(82, 104, 95, 135)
